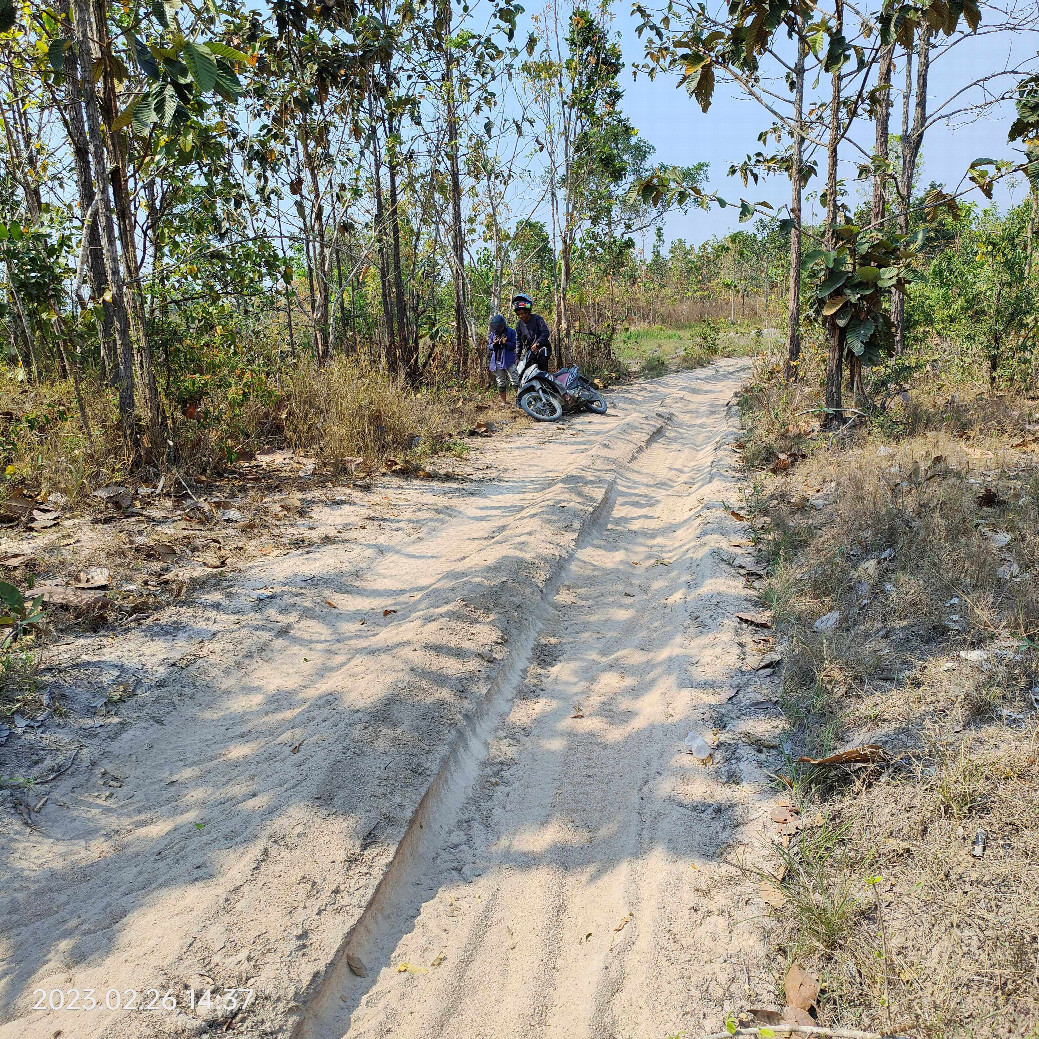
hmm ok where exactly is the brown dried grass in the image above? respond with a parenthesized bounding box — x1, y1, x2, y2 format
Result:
(741, 346, 1039, 1038)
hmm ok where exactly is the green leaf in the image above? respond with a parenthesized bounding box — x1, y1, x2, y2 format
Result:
(0, 581, 24, 611)
(111, 97, 141, 132)
(739, 200, 755, 222)
(132, 93, 157, 133)
(824, 33, 849, 73)
(48, 39, 68, 74)
(214, 66, 242, 101)
(154, 83, 179, 126)
(855, 266, 881, 283)
(133, 36, 161, 79)
(183, 41, 218, 93)
(847, 316, 876, 353)
(205, 41, 252, 64)
(817, 269, 850, 295)
(0, 0, 16, 33)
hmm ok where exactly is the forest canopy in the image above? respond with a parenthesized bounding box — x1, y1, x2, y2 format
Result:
(1, 0, 1038, 477)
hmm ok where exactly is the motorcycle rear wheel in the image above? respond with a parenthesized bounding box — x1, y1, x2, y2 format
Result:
(518, 386, 563, 422)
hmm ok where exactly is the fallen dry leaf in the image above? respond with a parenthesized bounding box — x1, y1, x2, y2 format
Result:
(770, 805, 799, 825)
(93, 485, 134, 509)
(736, 611, 773, 629)
(729, 508, 749, 521)
(571, 709, 584, 719)
(784, 963, 819, 1012)
(30, 508, 61, 530)
(396, 962, 427, 975)
(0, 553, 33, 568)
(783, 1006, 815, 1026)
(31, 584, 98, 606)
(745, 1007, 785, 1026)
(383, 608, 397, 617)
(760, 881, 787, 908)
(431, 952, 445, 967)
(2, 491, 37, 521)
(290, 740, 304, 754)
(613, 912, 633, 932)
(797, 745, 889, 766)
(769, 454, 792, 474)
(73, 567, 111, 590)
(323, 598, 338, 609)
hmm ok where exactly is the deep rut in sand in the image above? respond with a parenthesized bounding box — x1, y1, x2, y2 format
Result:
(298, 362, 783, 1039)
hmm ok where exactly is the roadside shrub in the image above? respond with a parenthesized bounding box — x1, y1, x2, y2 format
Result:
(0, 373, 128, 504)
(282, 360, 478, 470)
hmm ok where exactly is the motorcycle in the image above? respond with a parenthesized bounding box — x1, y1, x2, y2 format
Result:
(514, 350, 608, 422)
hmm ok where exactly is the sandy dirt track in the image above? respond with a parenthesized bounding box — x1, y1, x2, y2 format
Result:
(1, 359, 785, 1039)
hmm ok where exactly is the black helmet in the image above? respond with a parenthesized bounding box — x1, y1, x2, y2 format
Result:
(511, 293, 533, 313)
(489, 314, 507, 334)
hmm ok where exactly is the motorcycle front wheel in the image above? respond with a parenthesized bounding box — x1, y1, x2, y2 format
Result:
(583, 391, 607, 415)
(518, 385, 563, 422)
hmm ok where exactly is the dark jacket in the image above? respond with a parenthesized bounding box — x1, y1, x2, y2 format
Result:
(516, 313, 551, 370)
(488, 327, 518, 371)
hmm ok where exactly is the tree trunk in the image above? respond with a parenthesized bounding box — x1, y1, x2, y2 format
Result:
(872, 42, 896, 227)
(441, 11, 473, 378)
(892, 29, 931, 355)
(823, 0, 845, 423)
(557, 238, 572, 365)
(69, 0, 136, 439)
(299, 128, 332, 367)
(785, 28, 806, 380)
(93, 0, 164, 450)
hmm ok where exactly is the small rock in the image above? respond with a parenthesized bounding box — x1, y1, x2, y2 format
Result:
(347, 952, 369, 977)
(958, 649, 990, 663)
(813, 610, 840, 633)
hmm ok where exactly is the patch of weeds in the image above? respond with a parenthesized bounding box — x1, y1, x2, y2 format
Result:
(0, 644, 41, 715)
(776, 818, 869, 954)
(931, 744, 988, 819)
(0, 579, 45, 717)
(640, 354, 669, 378)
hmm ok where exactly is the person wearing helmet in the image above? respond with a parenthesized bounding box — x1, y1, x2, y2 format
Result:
(488, 313, 518, 405)
(512, 293, 551, 372)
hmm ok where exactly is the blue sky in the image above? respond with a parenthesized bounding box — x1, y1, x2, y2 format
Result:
(610, 8, 1037, 245)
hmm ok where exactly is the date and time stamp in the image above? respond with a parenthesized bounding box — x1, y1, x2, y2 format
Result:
(31, 987, 254, 1014)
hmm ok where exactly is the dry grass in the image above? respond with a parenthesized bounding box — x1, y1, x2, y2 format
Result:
(0, 373, 131, 504)
(739, 345, 1039, 1038)
(282, 360, 479, 472)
